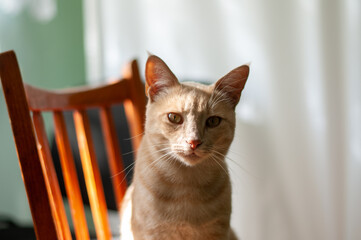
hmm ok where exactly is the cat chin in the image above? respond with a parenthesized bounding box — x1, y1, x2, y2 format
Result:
(176, 152, 205, 167)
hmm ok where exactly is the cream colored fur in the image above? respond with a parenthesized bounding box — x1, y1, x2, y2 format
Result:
(120, 56, 249, 240)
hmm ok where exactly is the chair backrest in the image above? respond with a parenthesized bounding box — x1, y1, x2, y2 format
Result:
(0, 50, 146, 240)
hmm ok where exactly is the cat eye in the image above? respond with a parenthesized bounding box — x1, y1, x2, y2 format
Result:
(168, 113, 183, 124)
(206, 116, 221, 128)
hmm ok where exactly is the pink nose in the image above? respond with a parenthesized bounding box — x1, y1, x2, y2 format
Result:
(186, 139, 202, 150)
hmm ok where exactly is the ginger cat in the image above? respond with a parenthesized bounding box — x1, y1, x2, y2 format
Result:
(120, 55, 249, 240)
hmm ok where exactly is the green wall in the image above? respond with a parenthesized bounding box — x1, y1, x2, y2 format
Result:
(0, 1, 86, 225)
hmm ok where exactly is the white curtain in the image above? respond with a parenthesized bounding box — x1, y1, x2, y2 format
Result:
(83, 0, 361, 239)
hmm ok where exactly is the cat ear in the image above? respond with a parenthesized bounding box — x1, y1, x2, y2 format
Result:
(145, 55, 179, 101)
(214, 65, 250, 107)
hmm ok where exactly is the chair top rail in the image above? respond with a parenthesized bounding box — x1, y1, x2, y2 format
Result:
(25, 78, 131, 111)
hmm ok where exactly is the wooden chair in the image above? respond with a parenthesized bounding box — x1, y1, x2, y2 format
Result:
(0, 50, 146, 240)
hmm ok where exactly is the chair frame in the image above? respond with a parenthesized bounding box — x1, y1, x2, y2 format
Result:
(0, 50, 146, 240)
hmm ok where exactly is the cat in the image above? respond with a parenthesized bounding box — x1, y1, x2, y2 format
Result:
(120, 55, 249, 240)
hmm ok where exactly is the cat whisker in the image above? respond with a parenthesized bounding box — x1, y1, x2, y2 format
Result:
(148, 146, 175, 155)
(123, 132, 145, 141)
(148, 143, 183, 149)
(122, 150, 137, 156)
(226, 156, 257, 178)
(217, 145, 256, 169)
(141, 152, 176, 178)
(111, 161, 136, 179)
(211, 149, 251, 174)
(209, 151, 247, 188)
(116, 147, 175, 187)
(211, 149, 259, 179)
(117, 163, 136, 188)
(208, 154, 230, 178)
(115, 147, 175, 180)
(122, 143, 174, 156)
(226, 148, 254, 164)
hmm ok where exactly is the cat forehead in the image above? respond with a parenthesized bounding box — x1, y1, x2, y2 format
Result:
(181, 81, 212, 91)
(173, 83, 213, 111)
(149, 82, 213, 113)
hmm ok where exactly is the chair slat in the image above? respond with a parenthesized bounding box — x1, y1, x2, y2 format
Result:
(0, 51, 59, 240)
(99, 107, 127, 210)
(122, 60, 146, 152)
(73, 110, 111, 240)
(32, 112, 72, 240)
(53, 111, 90, 240)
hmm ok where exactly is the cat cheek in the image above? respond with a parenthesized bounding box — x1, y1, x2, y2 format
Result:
(211, 128, 233, 144)
(165, 122, 181, 132)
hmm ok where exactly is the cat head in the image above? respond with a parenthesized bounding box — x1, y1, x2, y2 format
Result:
(144, 55, 249, 166)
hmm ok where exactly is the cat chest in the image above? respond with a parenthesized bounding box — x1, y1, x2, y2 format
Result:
(132, 221, 231, 240)
(134, 178, 231, 223)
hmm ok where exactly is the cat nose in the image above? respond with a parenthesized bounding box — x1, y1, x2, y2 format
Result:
(186, 139, 202, 150)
